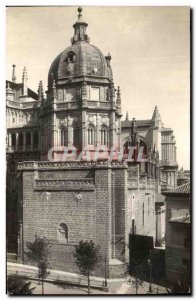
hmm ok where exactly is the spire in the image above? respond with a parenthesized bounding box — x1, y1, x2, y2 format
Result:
(71, 7, 90, 44)
(125, 112, 129, 121)
(152, 105, 161, 126)
(38, 81, 44, 101)
(22, 67, 28, 96)
(130, 118, 138, 145)
(12, 64, 16, 83)
(116, 86, 121, 107)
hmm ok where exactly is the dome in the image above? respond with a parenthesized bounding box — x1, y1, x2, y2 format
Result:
(48, 8, 113, 87)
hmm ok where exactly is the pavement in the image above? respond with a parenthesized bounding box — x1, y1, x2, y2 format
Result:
(7, 262, 167, 295)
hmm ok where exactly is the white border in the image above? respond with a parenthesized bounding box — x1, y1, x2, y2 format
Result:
(1, 1, 194, 299)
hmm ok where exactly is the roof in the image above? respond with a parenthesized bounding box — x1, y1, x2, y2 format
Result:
(121, 119, 152, 128)
(163, 182, 190, 196)
(170, 215, 190, 224)
(6, 80, 38, 100)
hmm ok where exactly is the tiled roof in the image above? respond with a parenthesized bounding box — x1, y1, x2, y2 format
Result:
(163, 182, 190, 195)
(121, 119, 152, 128)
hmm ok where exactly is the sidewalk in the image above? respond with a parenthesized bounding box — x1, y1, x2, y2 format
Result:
(7, 262, 124, 290)
(7, 262, 167, 294)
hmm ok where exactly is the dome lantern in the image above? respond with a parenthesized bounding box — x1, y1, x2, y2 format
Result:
(71, 7, 90, 44)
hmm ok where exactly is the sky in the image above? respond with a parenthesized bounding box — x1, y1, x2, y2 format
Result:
(6, 6, 190, 169)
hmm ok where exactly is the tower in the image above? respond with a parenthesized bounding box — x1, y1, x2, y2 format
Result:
(40, 7, 122, 160)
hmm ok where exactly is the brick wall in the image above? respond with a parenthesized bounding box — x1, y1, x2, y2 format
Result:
(20, 163, 128, 278)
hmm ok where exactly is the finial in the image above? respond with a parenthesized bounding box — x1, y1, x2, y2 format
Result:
(12, 64, 16, 83)
(22, 66, 28, 96)
(126, 112, 129, 121)
(78, 7, 82, 20)
(38, 80, 44, 101)
(22, 66, 28, 81)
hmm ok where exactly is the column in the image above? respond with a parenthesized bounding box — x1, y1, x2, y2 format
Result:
(96, 113, 100, 146)
(31, 132, 34, 151)
(23, 132, 26, 151)
(68, 115, 72, 146)
(8, 133, 12, 148)
(16, 132, 19, 151)
(82, 110, 86, 148)
(110, 112, 116, 148)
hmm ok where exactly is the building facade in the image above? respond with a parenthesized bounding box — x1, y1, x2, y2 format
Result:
(164, 182, 190, 286)
(6, 7, 178, 278)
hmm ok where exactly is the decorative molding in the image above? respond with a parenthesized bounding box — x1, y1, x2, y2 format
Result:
(34, 179, 95, 191)
(17, 160, 127, 171)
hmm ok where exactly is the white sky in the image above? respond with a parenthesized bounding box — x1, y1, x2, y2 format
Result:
(6, 6, 190, 169)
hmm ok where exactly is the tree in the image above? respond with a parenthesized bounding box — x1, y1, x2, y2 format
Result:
(125, 260, 144, 294)
(25, 235, 51, 295)
(7, 275, 35, 295)
(73, 240, 100, 294)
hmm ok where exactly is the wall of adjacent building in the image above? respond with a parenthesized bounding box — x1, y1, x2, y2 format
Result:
(165, 195, 190, 284)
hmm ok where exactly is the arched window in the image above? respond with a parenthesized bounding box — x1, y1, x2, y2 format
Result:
(65, 51, 76, 63)
(100, 126, 108, 146)
(87, 125, 95, 145)
(57, 223, 68, 243)
(11, 133, 16, 149)
(73, 127, 80, 148)
(18, 133, 23, 150)
(26, 132, 31, 150)
(60, 127, 68, 146)
(34, 131, 39, 149)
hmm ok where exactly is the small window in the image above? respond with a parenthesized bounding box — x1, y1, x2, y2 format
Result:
(101, 126, 108, 146)
(87, 126, 95, 145)
(65, 51, 76, 63)
(57, 223, 68, 243)
(60, 128, 68, 146)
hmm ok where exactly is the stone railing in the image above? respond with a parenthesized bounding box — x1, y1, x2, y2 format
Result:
(87, 101, 98, 107)
(128, 177, 156, 190)
(56, 101, 81, 110)
(99, 102, 111, 108)
(22, 102, 40, 109)
(34, 178, 95, 191)
(6, 100, 40, 109)
(7, 100, 21, 108)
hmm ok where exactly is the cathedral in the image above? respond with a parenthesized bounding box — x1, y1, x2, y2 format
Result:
(6, 7, 178, 278)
